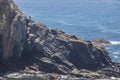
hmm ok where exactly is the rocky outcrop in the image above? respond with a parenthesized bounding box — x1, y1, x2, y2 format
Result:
(0, 0, 119, 79)
(0, 0, 26, 60)
(92, 38, 110, 44)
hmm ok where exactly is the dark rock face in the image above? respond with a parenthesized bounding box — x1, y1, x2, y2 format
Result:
(0, 0, 119, 79)
(68, 40, 111, 70)
(0, 0, 26, 70)
(21, 21, 112, 72)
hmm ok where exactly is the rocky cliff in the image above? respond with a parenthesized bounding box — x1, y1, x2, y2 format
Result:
(0, 0, 26, 68)
(0, 0, 119, 79)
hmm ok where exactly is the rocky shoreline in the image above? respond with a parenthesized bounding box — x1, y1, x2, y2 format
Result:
(0, 71, 120, 80)
(0, 0, 120, 79)
(0, 71, 88, 80)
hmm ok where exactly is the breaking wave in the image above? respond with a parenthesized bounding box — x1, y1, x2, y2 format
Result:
(110, 41, 120, 45)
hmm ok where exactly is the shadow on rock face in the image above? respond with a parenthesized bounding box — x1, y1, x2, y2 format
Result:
(68, 40, 112, 71)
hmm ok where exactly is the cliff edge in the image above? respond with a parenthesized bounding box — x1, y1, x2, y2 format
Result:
(0, 0, 119, 79)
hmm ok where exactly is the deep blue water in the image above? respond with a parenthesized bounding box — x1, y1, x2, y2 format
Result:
(14, 0, 120, 62)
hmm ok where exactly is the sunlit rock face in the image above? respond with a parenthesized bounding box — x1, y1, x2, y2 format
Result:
(1, 0, 119, 79)
(0, 0, 26, 67)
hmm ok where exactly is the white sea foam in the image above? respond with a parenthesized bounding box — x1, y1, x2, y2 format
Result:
(113, 55, 118, 59)
(110, 41, 120, 45)
(58, 20, 74, 26)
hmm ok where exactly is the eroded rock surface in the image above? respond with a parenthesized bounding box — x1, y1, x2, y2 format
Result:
(92, 38, 110, 44)
(0, 0, 119, 79)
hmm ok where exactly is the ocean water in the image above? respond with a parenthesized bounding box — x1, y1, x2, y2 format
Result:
(14, 0, 120, 62)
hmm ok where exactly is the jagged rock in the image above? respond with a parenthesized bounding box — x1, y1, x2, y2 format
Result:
(98, 63, 120, 77)
(92, 38, 110, 44)
(46, 73, 61, 80)
(71, 69, 108, 79)
(0, 0, 119, 79)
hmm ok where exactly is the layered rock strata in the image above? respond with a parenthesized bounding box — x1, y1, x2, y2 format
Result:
(0, 0, 119, 79)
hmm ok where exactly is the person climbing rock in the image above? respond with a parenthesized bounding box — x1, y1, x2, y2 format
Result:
(25, 16, 31, 27)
